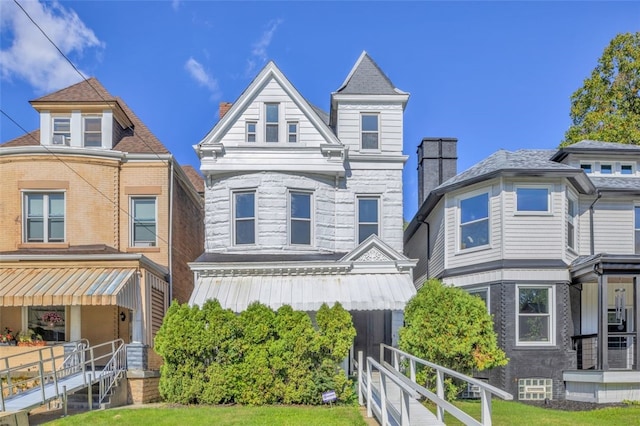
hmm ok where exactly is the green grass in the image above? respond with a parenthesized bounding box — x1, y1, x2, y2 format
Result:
(440, 399, 640, 426)
(44, 405, 367, 426)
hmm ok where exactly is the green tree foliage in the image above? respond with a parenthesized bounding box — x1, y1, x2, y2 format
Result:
(399, 279, 507, 398)
(562, 32, 640, 146)
(154, 300, 356, 405)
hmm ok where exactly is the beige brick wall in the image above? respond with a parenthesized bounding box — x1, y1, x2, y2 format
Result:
(0, 154, 120, 251)
(128, 376, 161, 404)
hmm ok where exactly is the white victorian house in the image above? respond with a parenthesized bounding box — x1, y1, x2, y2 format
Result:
(188, 52, 416, 363)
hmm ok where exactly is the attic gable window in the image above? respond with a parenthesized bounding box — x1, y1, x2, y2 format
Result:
(52, 117, 70, 145)
(265, 103, 279, 142)
(246, 121, 256, 142)
(361, 113, 379, 150)
(288, 122, 298, 143)
(83, 116, 102, 147)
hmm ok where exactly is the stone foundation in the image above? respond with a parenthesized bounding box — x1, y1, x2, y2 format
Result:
(127, 371, 161, 404)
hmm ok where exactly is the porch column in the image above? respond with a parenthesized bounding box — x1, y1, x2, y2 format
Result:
(132, 271, 144, 344)
(598, 274, 609, 370)
(391, 310, 404, 347)
(635, 276, 640, 370)
(69, 306, 81, 341)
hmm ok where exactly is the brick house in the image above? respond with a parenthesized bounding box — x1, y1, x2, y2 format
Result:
(0, 78, 204, 402)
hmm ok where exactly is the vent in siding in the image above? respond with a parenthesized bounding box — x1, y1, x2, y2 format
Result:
(518, 378, 552, 400)
(151, 287, 166, 336)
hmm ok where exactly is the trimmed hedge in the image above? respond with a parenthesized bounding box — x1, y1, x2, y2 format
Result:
(154, 300, 356, 405)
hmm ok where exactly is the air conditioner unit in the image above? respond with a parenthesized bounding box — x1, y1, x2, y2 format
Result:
(136, 242, 156, 247)
(52, 135, 69, 145)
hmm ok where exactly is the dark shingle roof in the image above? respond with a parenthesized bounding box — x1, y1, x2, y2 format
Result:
(568, 140, 640, 152)
(589, 177, 640, 191)
(310, 104, 330, 126)
(438, 149, 574, 190)
(336, 52, 400, 95)
(1, 130, 40, 147)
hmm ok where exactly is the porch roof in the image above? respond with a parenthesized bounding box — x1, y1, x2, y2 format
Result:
(189, 273, 416, 312)
(570, 254, 640, 282)
(0, 267, 138, 310)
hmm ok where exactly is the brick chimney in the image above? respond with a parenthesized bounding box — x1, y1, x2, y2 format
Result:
(417, 137, 458, 205)
(219, 102, 232, 120)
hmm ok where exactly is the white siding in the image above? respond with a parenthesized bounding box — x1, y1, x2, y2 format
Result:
(502, 180, 564, 260)
(592, 198, 635, 254)
(222, 78, 327, 147)
(336, 103, 404, 154)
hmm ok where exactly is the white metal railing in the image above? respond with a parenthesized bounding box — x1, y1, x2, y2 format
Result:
(0, 339, 125, 412)
(355, 345, 513, 426)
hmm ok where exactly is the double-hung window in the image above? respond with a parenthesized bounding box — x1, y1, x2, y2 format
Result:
(290, 191, 311, 245)
(567, 197, 577, 250)
(246, 121, 257, 142)
(234, 191, 255, 245)
(131, 197, 157, 247)
(265, 103, 279, 142)
(83, 116, 102, 147)
(357, 197, 379, 243)
(24, 192, 65, 243)
(52, 117, 70, 145)
(459, 192, 489, 250)
(517, 286, 553, 345)
(635, 206, 640, 255)
(516, 187, 550, 213)
(468, 287, 489, 312)
(361, 114, 379, 150)
(287, 122, 298, 143)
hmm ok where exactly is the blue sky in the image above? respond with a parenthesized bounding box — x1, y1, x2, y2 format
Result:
(1, 1, 638, 220)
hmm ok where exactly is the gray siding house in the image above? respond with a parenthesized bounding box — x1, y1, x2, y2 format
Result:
(189, 52, 416, 364)
(405, 138, 640, 403)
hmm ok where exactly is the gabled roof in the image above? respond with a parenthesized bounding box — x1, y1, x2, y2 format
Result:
(180, 165, 205, 194)
(334, 51, 406, 95)
(551, 140, 640, 161)
(196, 61, 341, 147)
(112, 97, 169, 154)
(341, 234, 411, 263)
(589, 177, 640, 193)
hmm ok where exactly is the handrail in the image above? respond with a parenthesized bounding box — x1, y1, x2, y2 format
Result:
(380, 344, 512, 426)
(98, 340, 127, 404)
(366, 356, 419, 426)
(0, 339, 125, 412)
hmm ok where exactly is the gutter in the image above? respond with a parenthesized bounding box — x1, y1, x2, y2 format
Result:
(589, 190, 602, 255)
(169, 157, 174, 302)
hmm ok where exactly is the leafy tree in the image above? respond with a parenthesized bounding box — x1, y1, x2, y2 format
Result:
(399, 279, 507, 398)
(562, 32, 640, 146)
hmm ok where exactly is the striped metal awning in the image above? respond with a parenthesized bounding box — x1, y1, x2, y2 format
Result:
(189, 273, 416, 312)
(0, 267, 138, 310)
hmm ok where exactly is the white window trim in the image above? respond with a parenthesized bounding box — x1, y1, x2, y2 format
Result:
(264, 103, 279, 143)
(468, 286, 490, 313)
(287, 121, 298, 143)
(457, 189, 491, 253)
(22, 191, 66, 243)
(82, 115, 102, 148)
(356, 195, 381, 244)
(130, 196, 158, 247)
(514, 185, 552, 215)
(516, 284, 555, 347)
(51, 116, 71, 146)
(360, 113, 380, 151)
(567, 194, 578, 252)
(246, 121, 257, 143)
(288, 189, 313, 246)
(232, 190, 257, 246)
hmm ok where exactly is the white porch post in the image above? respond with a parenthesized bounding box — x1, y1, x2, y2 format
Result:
(634, 276, 640, 370)
(69, 306, 81, 341)
(391, 310, 404, 347)
(132, 270, 144, 344)
(598, 273, 609, 370)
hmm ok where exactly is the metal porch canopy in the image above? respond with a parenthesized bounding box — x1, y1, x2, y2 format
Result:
(189, 273, 416, 312)
(0, 267, 137, 310)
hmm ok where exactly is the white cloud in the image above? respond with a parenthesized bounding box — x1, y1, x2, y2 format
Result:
(0, 0, 104, 93)
(245, 19, 283, 77)
(185, 57, 220, 100)
(171, 0, 181, 12)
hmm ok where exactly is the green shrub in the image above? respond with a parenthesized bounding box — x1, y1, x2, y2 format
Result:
(154, 300, 356, 405)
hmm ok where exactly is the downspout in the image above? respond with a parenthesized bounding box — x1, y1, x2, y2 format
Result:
(589, 191, 602, 255)
(168, 158, 174, 302)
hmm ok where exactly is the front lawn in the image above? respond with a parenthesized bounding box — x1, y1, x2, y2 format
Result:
(443, 399, 640, 425)
(43, 405, 367, 426)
